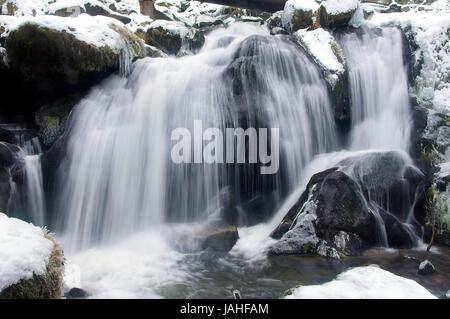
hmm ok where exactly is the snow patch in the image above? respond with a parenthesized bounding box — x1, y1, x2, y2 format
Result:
(0, 213, 54, 292)
(285, 266, 437, 299)
(294, 28, 345, 78)
(321, 0, 359, 15)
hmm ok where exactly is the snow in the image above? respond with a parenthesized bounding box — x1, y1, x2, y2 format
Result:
(282, 0, 319, 31)
(284, 0, 319, 12)
(321, 0, 359, 15)
(3, 14, 129, 52)
(148, 19, 192, 37)
(294, 28, 345, 77)
(0, 213, 54, 292)
(285, 266, 437, 299)
(370, 10, 450, 114)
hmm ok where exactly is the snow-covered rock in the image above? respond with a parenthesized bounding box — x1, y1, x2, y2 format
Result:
(285, 266, 437, 299)
(418, 260, 436, 275)
(0, 213, 63, 298)
(281, 0, 320, 33)
(294, 28, 349, 127)
(294, 28, 345, 81)
(2, 14, 148, 104)
(370, 10, 450, 115)
(138, 19, 204, 55)
(320, 0, 360, 27)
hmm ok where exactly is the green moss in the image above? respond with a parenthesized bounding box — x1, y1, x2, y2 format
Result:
(0, 232, 64, 299)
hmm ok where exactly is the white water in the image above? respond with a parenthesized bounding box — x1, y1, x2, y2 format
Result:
(56, 23, 337, 251)
(11, 23, 419, 298)
(8, 136, 46, 226)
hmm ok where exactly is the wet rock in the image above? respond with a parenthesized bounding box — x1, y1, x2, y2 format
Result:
(200, 223, 239, 252)
(140, 20, 204, 56)
(418, 260, 436, 275)
(319, 0, 359, 28)
(270, 27, 289, 35)
(281, 0, 319, 33)
(333, 231, 363, 256)
(65, 287, 90, 299)
(0, 141, 20, 167)
(0, 166, 11, 212)
(271, 151, 423, 257)
(266, 10, 284, 33)
(35, 95, 81, 148)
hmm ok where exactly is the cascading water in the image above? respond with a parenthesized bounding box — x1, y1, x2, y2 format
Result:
(8, 135, 46, 226)
(54, 24, 338, 251)
(338, 27, 412, 152)
(10, 22, 427, 297)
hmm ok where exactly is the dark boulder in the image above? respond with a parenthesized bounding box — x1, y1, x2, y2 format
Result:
(271, 151, 424, 256)
(35, 95, 81, 148)
(65, 287, 90, 299)
(139, 20, 205, 56)
(4, 20, 147, 109)
(319, 0, 359, 28)
(418, 260, 436, 275)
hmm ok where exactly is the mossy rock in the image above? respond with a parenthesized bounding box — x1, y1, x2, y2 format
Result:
(0, 233, 64, 299)
(35, 94, 81, 147)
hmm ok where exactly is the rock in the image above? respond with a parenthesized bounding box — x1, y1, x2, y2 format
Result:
(319, 0, 359, 28)
(65, 287, 90, 299)
(4, 15, 147, 107)
(333, 231, 363, 256)
(266, 10, 284, 33)
(84, 0, 132, 24)
(139, 20, 204, 56)
(0, 141, 19, 167)
(0, 166, 11, 212)
(270, 27, 289, 35)
(200, 223, 239, 252)
(294, 28, 350, 131)
(281, 0, 319, 33)
(35, 95, 81, 147)
(317, 241, 341, 259)
(418, 260, 436, 275)
(271, 151, 423, 256)
(445, 290, 450, 299)
(0, 215, 63, 299)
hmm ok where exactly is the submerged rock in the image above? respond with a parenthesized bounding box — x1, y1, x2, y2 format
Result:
(199, 223, 239, 252)
(418, 260, 436, 275)
(65, 287, 90, 299)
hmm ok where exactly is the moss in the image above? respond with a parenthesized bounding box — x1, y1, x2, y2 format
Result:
(0, 232, 64, 299)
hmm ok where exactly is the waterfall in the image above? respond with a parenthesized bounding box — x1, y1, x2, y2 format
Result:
(338, 27, 412, 152)
(8, 135, 46, 226)
(54, 23, 338, 251)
